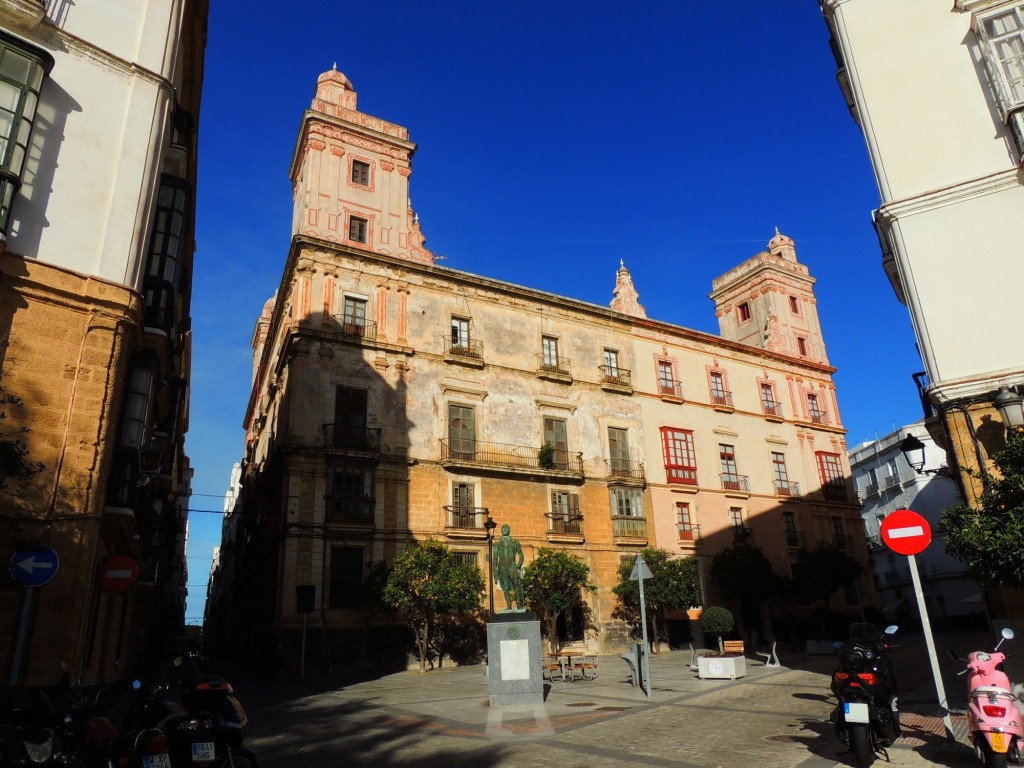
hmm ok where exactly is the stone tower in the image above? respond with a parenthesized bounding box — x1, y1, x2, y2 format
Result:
(289, 65, 432, 263)
(709, 230, 828, 365)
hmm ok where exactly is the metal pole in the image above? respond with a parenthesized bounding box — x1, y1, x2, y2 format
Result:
(10, 587, 36, 685)
(487, 530, 495, 618)
(908, 553, 954, 739)
(300, 614, 308, 682)
(638, 576, 651, 698)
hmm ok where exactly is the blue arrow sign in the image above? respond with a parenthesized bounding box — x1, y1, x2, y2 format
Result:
(10, 547, 59, 588)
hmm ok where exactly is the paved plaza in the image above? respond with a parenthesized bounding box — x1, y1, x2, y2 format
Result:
(231, 631, 996, 767)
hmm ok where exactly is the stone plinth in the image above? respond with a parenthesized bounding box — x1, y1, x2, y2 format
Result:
(486, 613, 543, 705)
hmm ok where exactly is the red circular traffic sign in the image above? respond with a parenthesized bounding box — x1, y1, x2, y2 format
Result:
(100, 555, 139, 592)
(880, 508, 932, 556)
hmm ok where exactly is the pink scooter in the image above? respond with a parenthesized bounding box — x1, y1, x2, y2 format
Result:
(951, 628, 1022, 768)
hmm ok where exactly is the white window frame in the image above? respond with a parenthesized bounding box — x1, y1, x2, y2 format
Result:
(974, 3, 1024, 152)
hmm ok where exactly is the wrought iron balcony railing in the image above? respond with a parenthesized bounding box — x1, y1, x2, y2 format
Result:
(774, 480, 800, 497)
(762, 401, 783, 418)
(864, 481, 880, 497)
(720, 473, 750, 492)
(444, 505, 489, 529)
(321, 424, 382, 452)
(600, 366, 632, 388)
(546, 514, 583, 536)
(440, 438, 584, 475)
(810, 411, 831, 425)
(330, 316, 378, 341)
(784, 530, 806, 548)
(605, 458, 646, 482)
(677, 523, 702, 544)
(444, 337, 484, 360)
(326, 497, 375, 525)
(711, 391, 734, 408)
(536, 354, 572, 377)
(658, 380, 683, 399)
(731, 526, 753, 543)
(882, 474, 902, 491)
(612, 515, 647, 538)
(833, 531, 852, 550)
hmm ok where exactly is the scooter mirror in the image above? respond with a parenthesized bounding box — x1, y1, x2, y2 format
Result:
(1002, 628, 1015, 641)
(884, 625, 898, 635)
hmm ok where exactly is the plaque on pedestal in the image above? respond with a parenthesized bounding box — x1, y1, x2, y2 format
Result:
(486, 613, 543, 705)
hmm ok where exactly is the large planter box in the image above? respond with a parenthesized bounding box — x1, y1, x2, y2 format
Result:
(697, 654, 746, 680)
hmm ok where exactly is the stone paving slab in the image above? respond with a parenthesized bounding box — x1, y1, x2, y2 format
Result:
(223, 639, 997, 767)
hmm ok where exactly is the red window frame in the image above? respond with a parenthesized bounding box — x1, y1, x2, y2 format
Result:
(676, 502, 695, 541)
(661, 427, 697, 485)
(816, 451, 847, 501)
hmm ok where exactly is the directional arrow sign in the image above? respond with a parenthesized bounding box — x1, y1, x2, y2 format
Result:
(9, 547, 60, 588)
(880, 508, 932, 556)
(100, 555, 139, 593)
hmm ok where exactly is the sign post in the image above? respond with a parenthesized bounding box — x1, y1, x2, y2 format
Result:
(9, 547, 60, 685)
(880, 509, 953, 740)
(629, 554, 654, 698)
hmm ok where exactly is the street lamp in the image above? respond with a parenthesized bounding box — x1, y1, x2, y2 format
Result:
(137, 438, 165, 484)
(484, 516, 498, 618)
(994, 387, 1024, 433)
(898, 433, 952, 478)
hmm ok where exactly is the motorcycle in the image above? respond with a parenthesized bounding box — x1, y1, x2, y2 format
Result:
(121, 658, 256, 768)
(950, 627, 1023, 768)
(829, 622, 901, 767)
(0, 685, 62, 766)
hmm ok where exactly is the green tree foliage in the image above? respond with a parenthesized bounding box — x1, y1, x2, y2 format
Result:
(942, 431, 1024, 589)
(789, 542, 863, 608)
(700, 605, 735, 651)
(0, 385, 44, 494)
(613, 548, 701, 652)
(522, 548, 594, 653)
(708, 543, 776, 603)
(382, 539, 485, 672)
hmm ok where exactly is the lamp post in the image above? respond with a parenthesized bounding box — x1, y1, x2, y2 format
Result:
(484, 515, 497, 618)
(898, 433, 952, 478)
(137, 438, 164, 485)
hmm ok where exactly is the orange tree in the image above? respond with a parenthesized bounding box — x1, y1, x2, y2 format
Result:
(613, 548, 701, 652)
(382, 539, 484, 672)
(522, 548, 594, 653)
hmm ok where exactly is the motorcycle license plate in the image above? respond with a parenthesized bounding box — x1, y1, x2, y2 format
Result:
(991, 732, 1008, 753)
(192, 741, 216, 761)
(143, 755, 172, 768)
(844, 701, 870, 724)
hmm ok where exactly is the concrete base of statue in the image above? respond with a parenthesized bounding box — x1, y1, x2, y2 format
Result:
(486, 612, 544, 705)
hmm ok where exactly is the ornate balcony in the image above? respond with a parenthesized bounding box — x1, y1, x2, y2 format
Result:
(658, 380, 684, 402)
(810, 411, 831, 426)
(677, 523, 702, 545)
(784, 530, 806, 549)
(774, 480, 800, 497)
(612, 515, 647, 539)
(444, 337, 484, 366)
(605, 458, 646, 484)
(546, 514, 583, 536)
(326, 497, 375, 526)
(321, 424, 382, 453)
(444, 505, 489, 530)
(720, 473, 750, 493)
(731, 526, 753, 543)
(762, 401, 784, 420)
(711, 391, 734, 409)
(536, 354, 572, 382)
(822, 483, 848, 502)
(328, 316, 378, 342)
(600, 366, 632, 393)
(440, 438, 584, 478)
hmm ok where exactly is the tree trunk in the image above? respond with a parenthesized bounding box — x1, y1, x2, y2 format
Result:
(547, 613, 560, 654)
(416, 622, 429, 673)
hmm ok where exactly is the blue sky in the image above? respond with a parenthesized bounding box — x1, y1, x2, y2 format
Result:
(183, 1, 924, 623)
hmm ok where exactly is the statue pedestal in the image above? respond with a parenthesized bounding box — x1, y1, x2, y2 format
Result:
(486, 613, 543, 705)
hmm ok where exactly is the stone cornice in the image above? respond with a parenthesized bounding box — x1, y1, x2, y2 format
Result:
(876, 167, 1021, 222)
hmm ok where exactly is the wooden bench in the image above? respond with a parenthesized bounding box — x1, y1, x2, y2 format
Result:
(722, 640, 745, 656)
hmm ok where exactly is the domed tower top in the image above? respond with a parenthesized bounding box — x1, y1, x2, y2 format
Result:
(767, 227, 797, 261)
(610, 260, 647, 318)
(312, 63, 358, 114)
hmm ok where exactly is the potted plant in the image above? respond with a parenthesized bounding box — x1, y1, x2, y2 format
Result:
(697, 606, 745, 679)
(538, 442, 556, 469)
(686, 606, 703, 621)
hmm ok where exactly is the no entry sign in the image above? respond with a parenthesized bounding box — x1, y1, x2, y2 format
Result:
(880, 508, 932, 556)
(100, 555, 139, 592)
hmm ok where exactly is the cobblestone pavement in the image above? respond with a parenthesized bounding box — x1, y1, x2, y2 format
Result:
(228, 631, 997, 767)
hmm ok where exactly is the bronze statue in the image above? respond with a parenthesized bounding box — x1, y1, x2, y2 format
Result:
(492, 523, 525, 611)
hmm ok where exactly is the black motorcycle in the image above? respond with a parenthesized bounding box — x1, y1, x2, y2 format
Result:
(0, 685, 62, 766)
(830, 622, 901, 767)
(121, 658, 256, 768)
